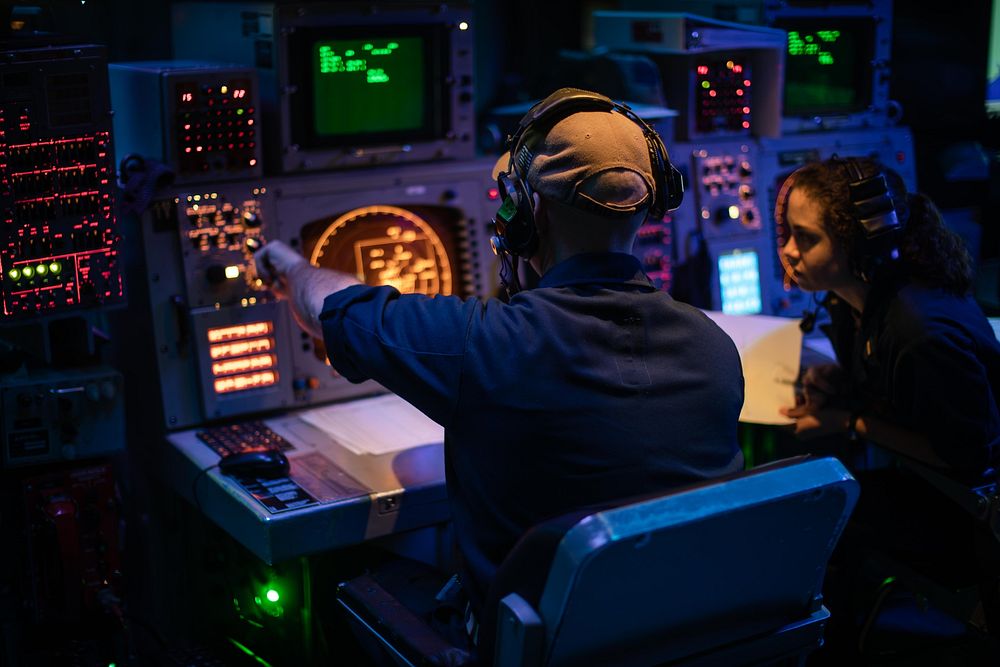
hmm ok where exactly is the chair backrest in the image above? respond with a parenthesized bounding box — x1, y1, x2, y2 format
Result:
(492, 456, 859, 667)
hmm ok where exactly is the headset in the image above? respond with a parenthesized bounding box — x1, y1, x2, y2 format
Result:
(839, 156, 905, 284)
(491, 88, 684, 265)
(795, 157, 905, 333)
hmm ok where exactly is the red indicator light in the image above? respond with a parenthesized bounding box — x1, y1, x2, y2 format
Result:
(896, 151, 906, 163)
(487, 187, 500, 201)
(697, 65, 709, 75)
(742, 121, 750, 129)
(744, 80, 751, 87)
(742, 106, 750, 114)
(736, 89, 744, 96)
(709, 90, 717, 97)
(733, 64, 743, 73)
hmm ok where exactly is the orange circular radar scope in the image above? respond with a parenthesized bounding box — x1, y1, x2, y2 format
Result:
(309, 205, 453, 296)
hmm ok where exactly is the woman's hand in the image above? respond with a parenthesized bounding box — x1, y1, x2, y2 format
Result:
(780, 363, 850, 440)
(780, 404, 850, 440)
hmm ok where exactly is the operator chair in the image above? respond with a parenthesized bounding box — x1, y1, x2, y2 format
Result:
(335, 455, 859, 666)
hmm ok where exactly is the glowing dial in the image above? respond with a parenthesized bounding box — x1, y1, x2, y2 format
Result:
(309, 205, 453, 296)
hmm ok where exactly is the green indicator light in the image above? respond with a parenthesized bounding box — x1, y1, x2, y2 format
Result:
(345, 49, 355, 57)
(8, 268, 19, 280)
(237, 108, 244, 115)
(387, 42, 398, 49)
(363, 43, 373, 51)
(701, 81, 711, 89)
(266, 588, 280, 603)
(49, 262, 61, 275)
(36, 263, 47, 276)
(22, 266, 33, 278)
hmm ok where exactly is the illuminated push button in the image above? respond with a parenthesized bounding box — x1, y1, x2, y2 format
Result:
(49, 262, 61, 275)
(22, 266, 34, 278)
(35, 263, 47, 276)
(244, 237, 262, 254)
(8, 268, 20, 281)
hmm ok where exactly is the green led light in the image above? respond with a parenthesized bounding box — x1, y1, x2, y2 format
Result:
(237, 108, 244, 115)
(35, 263, 47, 276)
(701, 81, 711, 89)
(22, 266, 33, 278)
(8, 268, 19, 280)
(49, 261, 61, 275)
(265, 588, 280, 603)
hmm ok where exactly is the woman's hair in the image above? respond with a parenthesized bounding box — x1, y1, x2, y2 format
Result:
(787, 157, 973, 294)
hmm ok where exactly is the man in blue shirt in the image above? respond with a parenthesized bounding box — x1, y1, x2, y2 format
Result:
(255, 88, 745, 636)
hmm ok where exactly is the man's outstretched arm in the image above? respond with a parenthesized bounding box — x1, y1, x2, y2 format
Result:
(253, 240, 361, 339)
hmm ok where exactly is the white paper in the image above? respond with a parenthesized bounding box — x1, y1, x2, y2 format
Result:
(702, 311, 802, 425)
(298, 393, 444, 456)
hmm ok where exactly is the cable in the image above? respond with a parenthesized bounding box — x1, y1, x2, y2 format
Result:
(191, 463, 220, 515)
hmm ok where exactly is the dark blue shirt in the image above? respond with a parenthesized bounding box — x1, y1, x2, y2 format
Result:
(825, 282, 1000, 477)
(320, 252, 745, 611)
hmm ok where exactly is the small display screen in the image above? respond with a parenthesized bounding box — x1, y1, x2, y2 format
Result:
(311, 36, 426, 137)
(289, 25, 446, 148)
(776, 18, 875, 116)
(719, 250, 762, 315)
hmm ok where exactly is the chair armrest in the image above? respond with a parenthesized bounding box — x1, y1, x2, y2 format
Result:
(494, 593, 543, 667)
(336, 574, 474, 667)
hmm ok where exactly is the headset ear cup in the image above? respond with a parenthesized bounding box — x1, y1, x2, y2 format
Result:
(843, 158, 901, 282)
(494, 171, 538, 258)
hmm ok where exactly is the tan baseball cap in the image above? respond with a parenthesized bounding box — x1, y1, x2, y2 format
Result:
(491, 96, 656, 217)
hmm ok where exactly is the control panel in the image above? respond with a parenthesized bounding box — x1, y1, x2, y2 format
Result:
(109, 62, 262, 185)
(691, 144, 760, 239)
(693, 58, 753, 136)
(1, 367, 125, 468)
(0, 45, 122, 321)
(175, 185, 267, 308)
(633, 212, 675, 292)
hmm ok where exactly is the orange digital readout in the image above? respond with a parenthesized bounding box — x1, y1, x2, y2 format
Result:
(209, 337, 274, 360)
(207, 321, 273, 342)
(211, 353, 276, 377)
(213, 371, 277, 394)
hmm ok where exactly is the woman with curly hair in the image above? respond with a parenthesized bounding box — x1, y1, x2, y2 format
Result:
(778, 156, 999, 479)
(776, 156, 1000, 659)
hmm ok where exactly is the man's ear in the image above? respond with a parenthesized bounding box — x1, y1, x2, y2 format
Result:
(531, 192, 547, 237)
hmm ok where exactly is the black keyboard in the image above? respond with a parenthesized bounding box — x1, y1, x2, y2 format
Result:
(196, 421, 295, 458)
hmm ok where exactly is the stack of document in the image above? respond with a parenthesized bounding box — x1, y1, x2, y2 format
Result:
(299, 393, 444, 456)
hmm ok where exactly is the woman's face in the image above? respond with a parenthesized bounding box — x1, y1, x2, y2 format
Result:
(780, 187, 854, 292)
